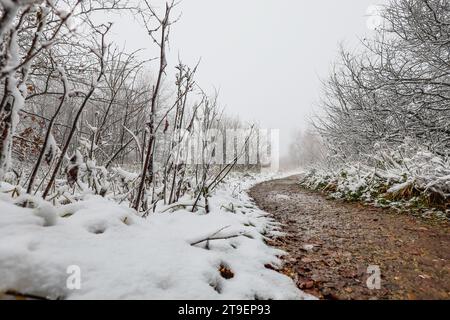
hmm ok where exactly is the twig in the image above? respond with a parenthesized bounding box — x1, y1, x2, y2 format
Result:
(190, 225, 247, 246)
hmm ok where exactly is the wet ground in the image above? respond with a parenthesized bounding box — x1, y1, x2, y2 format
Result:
(249, 175, 450, 300)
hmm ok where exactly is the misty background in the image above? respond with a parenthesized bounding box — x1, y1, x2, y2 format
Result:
(108, 0, 385, 156)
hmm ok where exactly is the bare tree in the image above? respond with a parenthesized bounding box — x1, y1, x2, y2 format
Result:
(134, 1, 176, 211)
(314, 0, 450, 165)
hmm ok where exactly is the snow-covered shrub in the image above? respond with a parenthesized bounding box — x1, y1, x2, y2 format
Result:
(300, 143, 450, 217)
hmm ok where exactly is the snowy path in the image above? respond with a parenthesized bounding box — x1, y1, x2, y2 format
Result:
(249, 175, 450, 300)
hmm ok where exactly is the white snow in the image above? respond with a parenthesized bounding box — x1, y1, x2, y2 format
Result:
(387, 181, 412, 194)
(301, 144, 450, 210)
(44, 133, 60, 163)
(111, 167, 139, 183)
(0, 175, 314, 300)
(0, 30, 25, 181)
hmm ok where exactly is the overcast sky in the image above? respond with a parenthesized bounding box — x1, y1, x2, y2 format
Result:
(110, 0, 384, 155)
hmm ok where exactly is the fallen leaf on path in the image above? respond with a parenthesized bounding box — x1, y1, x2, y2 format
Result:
(299, 280, 315, 289)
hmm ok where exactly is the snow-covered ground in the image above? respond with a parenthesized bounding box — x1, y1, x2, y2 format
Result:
(0, 173, 314, 300)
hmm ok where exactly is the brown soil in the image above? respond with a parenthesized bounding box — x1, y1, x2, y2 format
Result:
(249, 175, 450, 300)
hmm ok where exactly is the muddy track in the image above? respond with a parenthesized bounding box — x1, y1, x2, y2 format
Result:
(249, 175, 450, 300)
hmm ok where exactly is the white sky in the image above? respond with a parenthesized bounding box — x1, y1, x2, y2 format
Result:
(108, 0, 385, 155)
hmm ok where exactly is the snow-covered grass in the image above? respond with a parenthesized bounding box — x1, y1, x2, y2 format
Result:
(0, 173, 313, 300)
(299, 145, 450, 219)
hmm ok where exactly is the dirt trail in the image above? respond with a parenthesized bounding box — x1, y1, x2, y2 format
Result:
(249, 175, 450, 300)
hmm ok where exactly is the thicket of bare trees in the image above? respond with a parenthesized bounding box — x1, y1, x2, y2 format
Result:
(299, 0, 449, 210)
(0, 0, 256, 214)
(314, 0, 449, 163)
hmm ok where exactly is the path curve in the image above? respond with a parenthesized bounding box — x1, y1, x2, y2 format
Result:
(249, 175, 450, 300)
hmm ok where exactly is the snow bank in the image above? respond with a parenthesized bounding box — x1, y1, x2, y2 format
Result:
(0, 175, 313, 300)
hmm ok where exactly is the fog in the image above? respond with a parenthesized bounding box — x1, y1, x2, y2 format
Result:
(109, 0, 385, 155)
